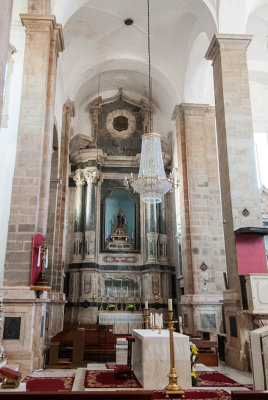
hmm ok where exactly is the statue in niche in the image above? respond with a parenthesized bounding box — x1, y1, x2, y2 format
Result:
(117, 209, 125, 231)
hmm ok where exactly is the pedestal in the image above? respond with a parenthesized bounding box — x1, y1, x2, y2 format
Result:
(132, 329, 191, 390)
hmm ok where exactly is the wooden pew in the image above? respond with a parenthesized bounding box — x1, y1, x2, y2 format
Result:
(231, 391, 268, 399)
(191, 339, 218, 366)
(0, 391, 153, 400)
(48, 329, 85, 366)
(83, 330, 116, 362)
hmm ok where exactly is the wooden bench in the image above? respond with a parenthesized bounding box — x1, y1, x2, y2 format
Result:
(83, 330, 116, 362)
(191, 339, 218, 366)
(0, 391, 153, 400)
(231, 391, 268, 399)
(48, 329, 85, 366)
(47, 327, 116, 366)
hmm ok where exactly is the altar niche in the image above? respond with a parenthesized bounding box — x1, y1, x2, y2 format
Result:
(102, 187, 139, 252)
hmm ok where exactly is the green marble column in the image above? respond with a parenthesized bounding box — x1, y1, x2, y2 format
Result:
(73, 169, 85, 261)
(84, 169, 100, 261)
(158, 197, 168, 262)
(145, 203, 158, 263)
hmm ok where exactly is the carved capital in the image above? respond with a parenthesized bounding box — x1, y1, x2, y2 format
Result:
(73, 169, 85, 186)
(84, 168, 101, 184)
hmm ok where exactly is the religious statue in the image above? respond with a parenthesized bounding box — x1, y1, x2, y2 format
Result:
(117, 209, 125, 229)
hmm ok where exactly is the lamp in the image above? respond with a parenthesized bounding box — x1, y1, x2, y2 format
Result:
(124, 0, 178, 204)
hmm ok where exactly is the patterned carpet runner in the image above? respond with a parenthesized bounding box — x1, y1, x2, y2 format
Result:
(24, 376, 74, 391)
(84, 369, 142, 388)
(196, 371, 245, 387)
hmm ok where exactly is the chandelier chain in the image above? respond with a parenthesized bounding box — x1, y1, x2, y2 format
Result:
(147, 0, 153, 132)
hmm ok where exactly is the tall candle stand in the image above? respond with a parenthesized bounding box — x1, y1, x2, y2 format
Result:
(144, 308, 150, 329)
(163, 311, 185, 398)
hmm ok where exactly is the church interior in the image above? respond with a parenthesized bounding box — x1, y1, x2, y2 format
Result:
(0, 0, 268, 398)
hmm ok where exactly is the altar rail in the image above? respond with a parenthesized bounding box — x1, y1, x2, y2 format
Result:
(0, 391, 153, 400)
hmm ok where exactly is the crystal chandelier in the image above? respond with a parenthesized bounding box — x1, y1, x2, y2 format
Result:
(124, 0, 178, 204)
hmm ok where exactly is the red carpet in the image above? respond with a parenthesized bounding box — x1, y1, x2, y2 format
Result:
(153, 390, 230, 399)
(24, 376, 74, 391)
(84, 369, 142, 388)
(196, 371, 245, 387)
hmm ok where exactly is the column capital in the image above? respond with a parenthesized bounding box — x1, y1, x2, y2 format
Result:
(20, 13, 64, 52)
(63, 99, 75, 118)
(73, 169, 85, 186)
(172, 104, 215, 120)
(205, 34, 253, 62)
(84, 168, 101, 184)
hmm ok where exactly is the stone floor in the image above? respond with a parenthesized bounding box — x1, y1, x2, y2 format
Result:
(26, 338, 253, 394)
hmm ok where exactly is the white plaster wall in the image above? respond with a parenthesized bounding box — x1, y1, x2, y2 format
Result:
(0, 0, 27, 285)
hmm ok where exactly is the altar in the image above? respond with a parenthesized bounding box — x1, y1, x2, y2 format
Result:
(98, 312, 143, 334)
(132, 329, 191, 390)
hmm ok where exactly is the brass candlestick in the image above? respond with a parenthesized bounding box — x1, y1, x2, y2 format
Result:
(163, 311, 185, 398)
(144, 308, 150, 329)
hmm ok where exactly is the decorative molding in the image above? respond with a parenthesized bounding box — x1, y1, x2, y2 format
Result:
(102, 255, 138, 264)
(106, 109, 136, 139)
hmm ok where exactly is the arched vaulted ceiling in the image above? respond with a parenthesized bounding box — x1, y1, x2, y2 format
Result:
(52, 0, 218, 137)
(51, 0, 268, 138)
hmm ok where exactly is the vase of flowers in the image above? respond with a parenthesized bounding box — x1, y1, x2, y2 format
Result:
(107, 304, 116, 311)
(190, 341, 198, 386)
(126, 304, 134, 312)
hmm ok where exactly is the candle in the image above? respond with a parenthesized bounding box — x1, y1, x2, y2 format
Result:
(168, 298, 173, 311)
(150, 313, 152, 326)
(179, 316, 183, 333)
(145, 301, 148, 309)
(152, 314, 154, 327)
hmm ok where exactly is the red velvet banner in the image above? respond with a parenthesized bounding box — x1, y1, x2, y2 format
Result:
(31, 233, 44, 285)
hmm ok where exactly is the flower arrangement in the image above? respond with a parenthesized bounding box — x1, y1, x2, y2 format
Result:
(190, 341, 198, 386)
(126, 304, 134, 312)
(107, 304, 116, 311)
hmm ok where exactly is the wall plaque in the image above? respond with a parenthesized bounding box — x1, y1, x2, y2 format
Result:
(3, 317, 21, 340)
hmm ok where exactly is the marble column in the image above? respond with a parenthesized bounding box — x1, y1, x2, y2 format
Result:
(205, 34, 263, 370)
(0, 0, 13, 126)
(172, 103, 226, 335)
(72, 169, 85, 262)
(4, 14, 63, 285)
(145, 203, 158, 263)
(158, 199, 168, 263)
(84, 168, 100, 262)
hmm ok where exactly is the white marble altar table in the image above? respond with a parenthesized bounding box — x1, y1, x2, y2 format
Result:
(132, 329, 191, 390)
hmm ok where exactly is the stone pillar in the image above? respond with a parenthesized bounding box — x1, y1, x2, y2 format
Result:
(0, 0, 13, 126)
(158, 199, 168, 263)
(28, 0, 51, 14)
(4, 14, 63, 286)
(145, 203, 158, 263)
(72, 169, 85, 262)
(205, 35, 263, 370)
(172, 104, 226, 335)
(52, 100, 74, 291)
(84, 168, 100, 262)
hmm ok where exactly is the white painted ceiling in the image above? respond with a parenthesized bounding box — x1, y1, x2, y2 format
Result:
(52, 0, 268, 138)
